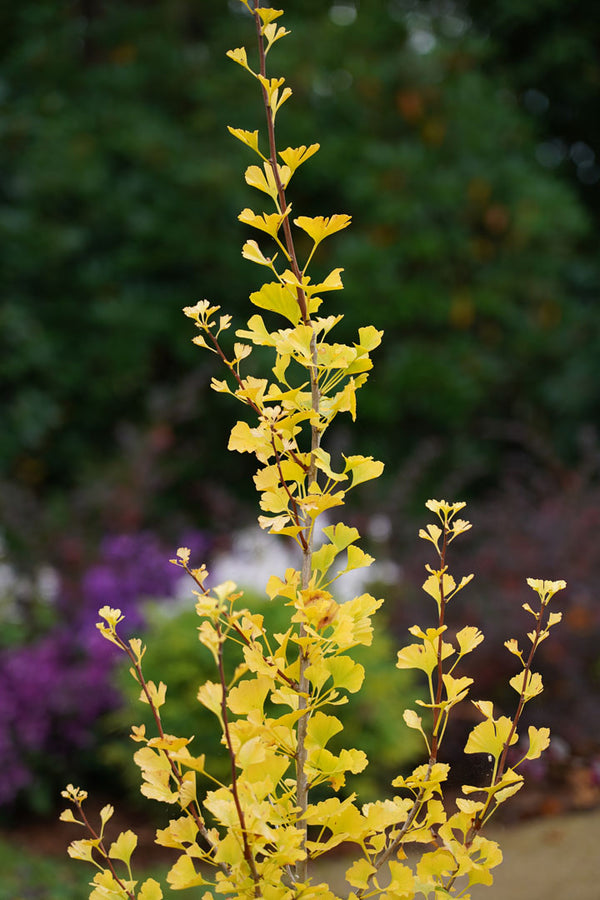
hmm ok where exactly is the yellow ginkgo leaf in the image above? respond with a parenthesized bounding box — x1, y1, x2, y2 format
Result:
(139, 680, 167, 709)
(67, 839, 97, 862)
(250, 281, 301, 324)
(257, 7, 284, 26)
(509, 669, 543, 701)
(342, 454, 384, 488)
(244, 163, 280, 200)
(294, 214, 352, 245)
(238, 207, 289, 238)
(263, 23, 291, 49)
(138, 878, 163, 900)
(396, 641, 438, 675)
(228, 676, 271, 716)
(456, 625, 485, 655)
(345, 858, 377, 890)
(167, 854, 208, 890)
(109, 830, 137, 866)
(242, 240, 274, 267)
(196, 681, 224, 720)
(279, 144, 320, 173)
(226, 47, 251, 72)
(99, 804, 114, 827)
(524, 726, 551, 760)
(387, 860, 415, 898)
(227, 127, 261, 155)
(403, 708, 424, 731)
(59, 808, 78, 824)
(464, 714, 516, 759)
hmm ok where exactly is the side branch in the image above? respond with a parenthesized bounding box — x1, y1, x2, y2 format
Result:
(216, 624, 262, 895)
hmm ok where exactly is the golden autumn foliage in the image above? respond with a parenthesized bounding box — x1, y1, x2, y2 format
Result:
(62, 4, 565, 898)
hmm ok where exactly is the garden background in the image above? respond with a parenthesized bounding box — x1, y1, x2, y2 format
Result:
(1, 0, 600, 891)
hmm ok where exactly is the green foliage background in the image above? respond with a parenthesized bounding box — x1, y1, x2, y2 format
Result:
(1, 0, 598, 544)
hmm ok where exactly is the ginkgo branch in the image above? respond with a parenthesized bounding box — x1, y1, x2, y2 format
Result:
(216, 622, 262, 894)
(118, 631, 228, 872)
(65, 796, 137, 900)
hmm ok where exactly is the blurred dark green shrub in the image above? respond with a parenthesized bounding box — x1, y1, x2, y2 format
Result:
(1, 1, 597, 543)
(104, 591, 421, 805)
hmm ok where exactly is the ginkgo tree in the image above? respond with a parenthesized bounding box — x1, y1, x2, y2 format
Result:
(61, 3, 566, 899)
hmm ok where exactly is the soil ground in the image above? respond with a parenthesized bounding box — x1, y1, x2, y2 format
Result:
(470, 809, 600, 900)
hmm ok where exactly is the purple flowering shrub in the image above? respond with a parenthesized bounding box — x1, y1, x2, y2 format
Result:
(0, 529, 209, 813)
(0, 627, 120, 810)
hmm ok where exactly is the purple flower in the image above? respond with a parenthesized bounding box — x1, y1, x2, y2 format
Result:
(0, 528, 210, 808)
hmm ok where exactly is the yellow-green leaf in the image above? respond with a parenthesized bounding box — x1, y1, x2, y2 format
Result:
(509, 670, 543, 701)
(294, 214, 351, 245)
(250, 281, 300, 324)
(309, 267, 345, 294)
(416, 848, 456, 881)
(306, 712, 343, 750)
(345, 858, 376, 889)
(140, 681, 167, 709)
(228, 676, 271, 716)
(197, 681, 224, 720)
(311, 542, 338, 577)
(456, 625, 484, 655)
(387, 860, 415, 897)
(279, 143, 319, 173)
(227, 127, 261, 155)
(138, 878, 163, 900)
(356, 325, 384, 352)
(226, 47, 251, 72)
(326, 656, 365, 693)
(242, 240, 274, 267)
(343, 455, 384, 488)
(322, 522, 360, 552)
(464, 714, 517, 759)
(396, 641, 438, 676)
(67, 839, 97, 863)
(109, 830, 137, 866)
(524, 725, 551, 760)
(442, 673, 473, 704)
(346, 545, 375, 572)
(99, 804, 114, 827)
(257, 7, 284, 26)
(167, 854, 207, 890)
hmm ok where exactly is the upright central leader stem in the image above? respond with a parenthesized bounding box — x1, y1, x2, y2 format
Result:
(253, 4, 320, 882)
(295, 348, 320, 884)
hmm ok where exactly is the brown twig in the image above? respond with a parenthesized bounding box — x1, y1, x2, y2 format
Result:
(465, 599, 547, 846)
(72, 799, 137, 900)
(250, 3, 322, 884)
(121, 637, 229, 874)
(216, 622, 262, 896)
(431, 524, 450, 760)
